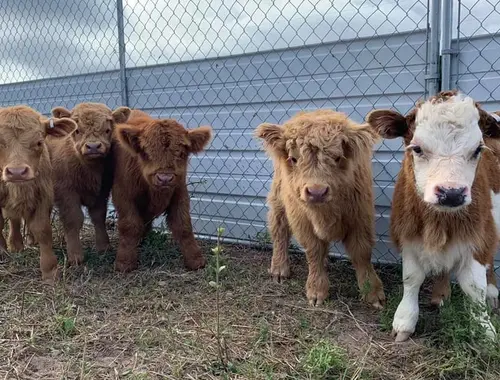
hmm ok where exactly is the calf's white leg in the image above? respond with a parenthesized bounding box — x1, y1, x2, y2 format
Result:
(392, 250, 426, 342)
(486, 282, 499, 309)
(456, 259, 497, 340)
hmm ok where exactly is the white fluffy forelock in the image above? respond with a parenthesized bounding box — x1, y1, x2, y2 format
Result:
(416, 93, 479, 130)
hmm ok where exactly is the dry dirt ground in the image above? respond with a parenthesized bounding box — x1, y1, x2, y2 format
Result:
(1, 221, 499, 380)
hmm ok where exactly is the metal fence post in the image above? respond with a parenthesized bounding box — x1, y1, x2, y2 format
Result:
(426, 0, 441, 97)
(440, 0, 454, 90)
(453, 0, 462, 90)
(116, 0, 129, 107)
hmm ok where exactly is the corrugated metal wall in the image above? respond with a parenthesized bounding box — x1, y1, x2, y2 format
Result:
(451, 35, 500, 111)
(1, 32, 499, 267)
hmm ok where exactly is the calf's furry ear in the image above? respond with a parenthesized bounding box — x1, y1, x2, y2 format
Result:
(188, 126, 212, 153)
(51, 107, 72, 119)
(112, 107, 131, 124)
(254, 123, 286, 156)
(342, 125, 380, 161)
(117, 126, 143, 155)
(365, 109, 408, 139)
(477, 108, 500, 139)
(43, 117, 77, 138)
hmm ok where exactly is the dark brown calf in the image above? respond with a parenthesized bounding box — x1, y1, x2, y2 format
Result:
(0, 106, 76, 281)
(46, 103, 130, 265)
(112, 110, 212, 272)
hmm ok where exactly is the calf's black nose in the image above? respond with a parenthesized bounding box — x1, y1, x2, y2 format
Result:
(436, 186, 467, 207)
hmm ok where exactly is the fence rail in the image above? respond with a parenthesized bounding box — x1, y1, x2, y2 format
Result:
(1, 0, 500, 276)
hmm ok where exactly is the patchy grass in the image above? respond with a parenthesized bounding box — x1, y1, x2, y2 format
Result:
(381, 282, 500, 380)
(302, 340, 350, 378)
(0, 221, 499, 379)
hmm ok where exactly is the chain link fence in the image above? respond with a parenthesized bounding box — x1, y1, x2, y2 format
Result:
(452, 1, 500, 109)
(450, 0, 500, 278)
(0, 0, 499, 275)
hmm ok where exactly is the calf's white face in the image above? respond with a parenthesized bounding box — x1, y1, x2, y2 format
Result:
(410, 96, 483, 208)
(366, 92, 500, 210)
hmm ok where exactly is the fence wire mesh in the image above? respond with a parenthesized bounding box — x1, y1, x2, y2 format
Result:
(453, 1, 500, 107)
(0, 0, 498, 274)
(451, 1, 500, 278)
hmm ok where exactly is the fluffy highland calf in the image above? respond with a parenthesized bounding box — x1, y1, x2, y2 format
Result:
(0, 106, 76, 281)
(255, 110, 386, 308)
(367, 90, 500, 342)
(44, 103, 131, 266)
(111, 110, 212, 272)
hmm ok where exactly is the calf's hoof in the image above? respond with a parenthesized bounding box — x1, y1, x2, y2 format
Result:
(67, 254, 84, 267)
(360, 275, 386, 309)
(487, 284, 499, 310)
(430, 295, 446, 308)
(184, 255, 206, 271)
(391, 329, 412, 343)
(488, 297, 499, 310)
(431, 286, 451, 308)
(485, 325, 497, 340)
(268, 260, 290, 283)
(363, 287, 386, 310)
(115, 259, 138, 273)
(306, 276, 329, 307)
(8, 240, 24, 253)
(41, 267, 58, 285)
(26, 234, 37, 247)
(96, 242, 111, 253)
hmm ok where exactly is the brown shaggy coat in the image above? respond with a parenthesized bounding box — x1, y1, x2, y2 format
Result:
(255, 109, 385, 308)
(111, 110, 212, 272)
(45, 103, 130, 265)
(0, 106, 76, 281)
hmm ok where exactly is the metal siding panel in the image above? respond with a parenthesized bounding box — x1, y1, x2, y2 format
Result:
(0, 71, 122, 111)
(452, 35, 500, 266)
(133, 32, 427, 262)
(0, 32, 431, 265)
(128, 70, 425, 110)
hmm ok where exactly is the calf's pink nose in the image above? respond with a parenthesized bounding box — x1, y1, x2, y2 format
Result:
(306, 185, 329, 197)
(155, 173, 174, 184)
(85, 142, 102, 150)
(6, 166, 29, 177)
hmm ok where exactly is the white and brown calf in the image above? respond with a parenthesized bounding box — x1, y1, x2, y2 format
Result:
(367, 90, 500, 342)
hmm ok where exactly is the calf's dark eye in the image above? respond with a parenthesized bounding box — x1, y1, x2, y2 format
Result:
(412, 146, 422, 155)
(472, 145, 483, 159)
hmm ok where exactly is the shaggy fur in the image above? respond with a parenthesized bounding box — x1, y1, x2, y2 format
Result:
(255, 109, 386, 308)
(0, 106, 76, 282)
(111, 110, 212, 272)
(367, 90, 500, 341)
(43, 103, 131, 266)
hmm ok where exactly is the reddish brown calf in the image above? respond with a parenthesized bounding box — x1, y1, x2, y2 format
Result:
(0, 106, 76, 281)
(112, 110, 212, 272)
